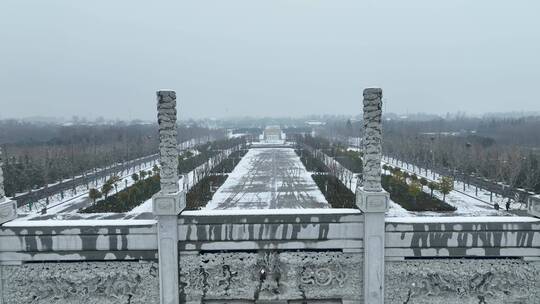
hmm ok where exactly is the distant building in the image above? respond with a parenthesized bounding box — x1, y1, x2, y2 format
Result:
(305, 120, 325, 126)
(263, 126, 283, 141)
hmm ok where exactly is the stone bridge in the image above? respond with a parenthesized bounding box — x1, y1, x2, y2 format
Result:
(0, 89, 538, 304)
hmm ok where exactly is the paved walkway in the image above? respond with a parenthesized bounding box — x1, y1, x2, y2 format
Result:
(206, 148, 329, 210)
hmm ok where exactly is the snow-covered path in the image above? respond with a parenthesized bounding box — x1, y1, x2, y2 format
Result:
(205, 148, 329, 210)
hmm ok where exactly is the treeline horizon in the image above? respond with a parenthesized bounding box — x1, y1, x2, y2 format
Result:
(321, 116, 540, 194)
(0, 120, 224, 196)
(2, 110, 539, 128)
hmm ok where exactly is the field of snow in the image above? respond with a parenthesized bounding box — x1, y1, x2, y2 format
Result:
(205, 148, 329, 210)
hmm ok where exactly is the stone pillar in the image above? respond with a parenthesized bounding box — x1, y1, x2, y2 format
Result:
(356, 88, 389, 304)
(152, 90, 185, 304)
(0, 147, 17, 225)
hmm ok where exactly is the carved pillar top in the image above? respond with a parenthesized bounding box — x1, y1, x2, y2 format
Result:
(0, 147, 5, 202)
(362, 88, 383, 192)
(157, 90, 179, 195)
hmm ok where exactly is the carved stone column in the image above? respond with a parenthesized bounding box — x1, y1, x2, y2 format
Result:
(0, 147, 17, 225)
(356, 88, 389, 304)
(152, 90, 185, 304)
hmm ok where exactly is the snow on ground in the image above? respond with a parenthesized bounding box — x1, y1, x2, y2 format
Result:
(11, 155, 157, 198)
(384, 157, 528, 210)
(250, 141, 293, 148)
(18, 159, 158, 218)
(14, 137, 210, 215)
(128, 172, 195, 214)
(322, 148, 513, 217)
(129, 198, 153, 213)
(382, 157, 513, 217)
(129, 145, 241, 214)
(318, 152, 410, 217)
(205, 148, 329, 210)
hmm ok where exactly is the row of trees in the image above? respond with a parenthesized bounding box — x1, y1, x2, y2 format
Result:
(382, 165, 455, 212)
(186, 175, 228, 210)
(384, 133, 540, 194)
(295, 149, 329, 173)
(1, 120, 223, 197)
(210, 149, 248, 173)
(383, 118, 540, 195)
(87, 165, 160, 204)
(298, 135, 457, 212)
(383, 165, 454, 203)
(311, 174, 355, 208)
(83, 138, 246, 213)
(84, 166, 161, 213)
(317, 116, 540, 199)
(178, 138, 246, 174)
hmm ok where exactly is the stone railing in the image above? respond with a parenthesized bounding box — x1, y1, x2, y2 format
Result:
(177, 209, 364, 303)
(1, 212, 539, 303)
(384, 216, 540, 303)
(0, 218, 159, 304)
(385, 217, 540, 259)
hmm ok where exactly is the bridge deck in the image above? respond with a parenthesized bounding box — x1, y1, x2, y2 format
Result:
(205, 147, 329, 209)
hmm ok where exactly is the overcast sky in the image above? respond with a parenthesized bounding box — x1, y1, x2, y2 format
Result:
(1, 0, 539, 120)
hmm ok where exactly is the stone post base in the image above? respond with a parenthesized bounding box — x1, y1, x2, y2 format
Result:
(0, 199, 17, 225)
(153, 190, 186, 216)
(356, 188, 389, 213)
(356, 188, 389, 304)
(153, 191, 185, 304)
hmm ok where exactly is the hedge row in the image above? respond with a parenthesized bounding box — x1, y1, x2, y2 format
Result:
(295, 149, 329, 173)
(211, 149, 248, 173)
(382, 175, 456, 212)
(178, 137, 246, 174)
(81, 174, 160, 213)
(186, 175, 228, 210)
(312, 174, 355, 208)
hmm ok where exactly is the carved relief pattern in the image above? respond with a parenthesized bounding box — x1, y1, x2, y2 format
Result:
(156, 90, 179, 194)
(300, 261, 347, 287)
(283, 252, 362, 300)
(1, 261, 159, 304)
(179, 251, 362, 302)
(362, 88, 383, 192)
(385, 260, 540, 304)
(180, 252, 259, 301)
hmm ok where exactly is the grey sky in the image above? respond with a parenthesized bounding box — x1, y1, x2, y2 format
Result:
(1, 0, 539, 120)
